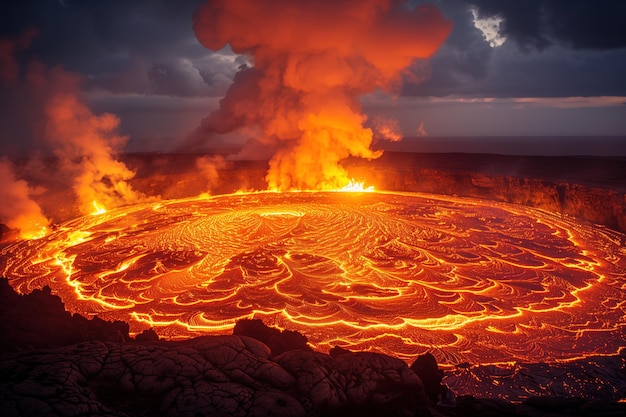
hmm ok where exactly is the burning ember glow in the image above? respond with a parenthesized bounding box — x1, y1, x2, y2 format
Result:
(2, 191, 624, 365)
(339, 179, 375, 192)
(91, 201, 107, 215)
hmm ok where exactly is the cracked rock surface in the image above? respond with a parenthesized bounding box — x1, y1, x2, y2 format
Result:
(0, 336, 428, 417)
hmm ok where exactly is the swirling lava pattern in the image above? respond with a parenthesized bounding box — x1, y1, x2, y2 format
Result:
(2, 191, 625, 364)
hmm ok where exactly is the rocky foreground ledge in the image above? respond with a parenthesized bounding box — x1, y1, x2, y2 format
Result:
(1, 278, 625, 417)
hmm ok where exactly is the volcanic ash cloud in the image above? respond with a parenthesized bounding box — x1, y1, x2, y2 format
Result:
(191, 0, 452, 190)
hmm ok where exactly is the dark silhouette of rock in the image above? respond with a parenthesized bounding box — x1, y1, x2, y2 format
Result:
(0, 277, 130, 352)
(0, 223, 8, 241)
(135, 328, 159, 342)
(524, 396, 585, 412)
(0, 337, 435, 417)
(329, 345, 351, 357)
(410, 352, 446, 403)
(454, 395, 521, 417)
(233, 318, 309, 355)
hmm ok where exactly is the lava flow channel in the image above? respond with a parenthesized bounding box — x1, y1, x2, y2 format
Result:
(1, 191, 625, 364)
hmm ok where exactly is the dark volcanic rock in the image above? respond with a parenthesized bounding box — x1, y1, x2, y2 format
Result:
(346, 153, 626, 234)
(0, 281, 433, 416)
(0, 223, 9, 241)
(233, 318, 310, 355)
(411, 353, 446, 403)
(0, 278, 130, 352)
(329, 345, 351, 357)
(0, 337, 432, 417)
(135, 329, 159, 342)
(453, 395, 521, 417)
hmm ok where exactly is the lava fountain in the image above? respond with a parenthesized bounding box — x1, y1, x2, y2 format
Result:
(2, 190, 624, 365)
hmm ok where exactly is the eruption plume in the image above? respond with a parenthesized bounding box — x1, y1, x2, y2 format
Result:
(191, 0, 452, 190)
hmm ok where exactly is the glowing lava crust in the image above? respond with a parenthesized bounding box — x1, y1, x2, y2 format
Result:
(2, 191, 625, 365)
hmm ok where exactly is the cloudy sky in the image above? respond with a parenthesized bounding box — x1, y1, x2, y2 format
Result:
(1, 0, 625, 156)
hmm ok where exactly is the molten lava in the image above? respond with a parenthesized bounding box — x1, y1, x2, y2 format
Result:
(2, 191, 624, 365)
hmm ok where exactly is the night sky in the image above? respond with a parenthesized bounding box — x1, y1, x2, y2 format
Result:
(1, 0, 626, 157)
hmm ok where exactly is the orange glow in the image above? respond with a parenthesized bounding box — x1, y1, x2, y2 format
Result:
(91, 201, 107, 215)
(0, 159, 50, 240)
(339, 179, 375, 192)
(2, 191, 624, 365)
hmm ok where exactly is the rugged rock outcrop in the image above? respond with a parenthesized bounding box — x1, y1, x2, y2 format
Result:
(233, 318, 310, 355)
(0, 336, 437, 417)
(0, 279, 130, 352)
(0, 279, 433, 416)
(411, 353, 447, 404)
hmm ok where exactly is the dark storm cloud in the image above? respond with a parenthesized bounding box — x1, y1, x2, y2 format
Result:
(404, 1, 493, 96)
(470, 0, 626, 51)
(403, 0, 626, 98)
(4, 0, 624, 101)
(0, 0, 237, 98)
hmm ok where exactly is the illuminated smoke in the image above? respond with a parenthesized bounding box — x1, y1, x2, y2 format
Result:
(192, 0, 452, 190)
(44, 91, 142, 214)
(372, 116, 403, 142)
(1, 32, 144, 219)
(0, 159, 50, 239)
(195, 154, 228, 193)
(0, 31, 50, 238)
(416, 121, 428, 137)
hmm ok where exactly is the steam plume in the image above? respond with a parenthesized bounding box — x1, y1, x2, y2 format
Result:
(191, 0, 452, 190)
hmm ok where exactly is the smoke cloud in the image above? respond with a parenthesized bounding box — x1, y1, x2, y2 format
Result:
(195, 154, 229, 193)
(44, 88, 143, 215)
(1, 31, 144, 237)
(416, 121, 428, 137)
(371, 116, 403, 143)
(191, 0, 452, 190)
